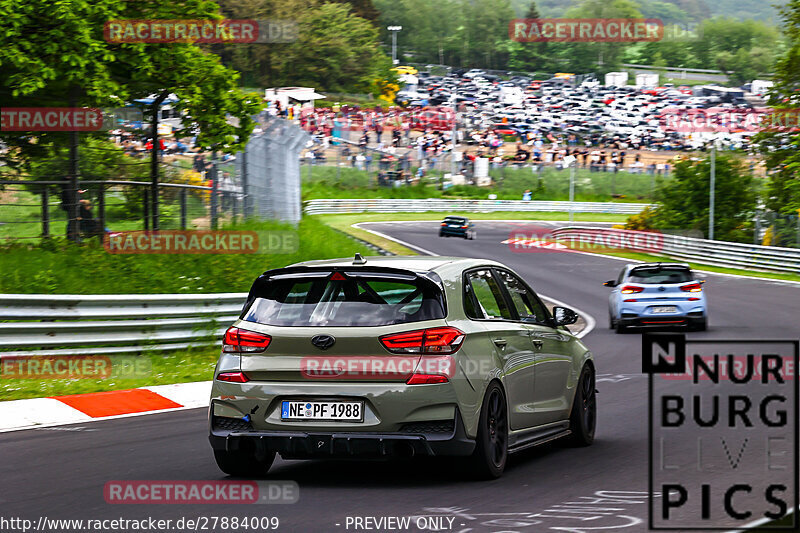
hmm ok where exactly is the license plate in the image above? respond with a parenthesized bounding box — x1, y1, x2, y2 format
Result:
(280, 401, 364, 422)
(651, 306, 678, 314)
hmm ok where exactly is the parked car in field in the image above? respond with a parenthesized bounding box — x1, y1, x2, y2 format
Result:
(439, 216, 476, 239)
(209, 255, 596, 479)
(604, 263, 707, 333)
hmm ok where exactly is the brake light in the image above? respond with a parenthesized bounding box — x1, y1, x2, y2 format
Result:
(217, 371, 249, 383)
(380, 327, 465, 355)
(680, 283, 703, 292)
(620, 285, 644, 294)
(222, 327, 271, 353)
(406, 374, 448, 385)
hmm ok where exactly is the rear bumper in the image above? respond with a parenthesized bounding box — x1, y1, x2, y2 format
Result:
(209, 410, 475, 458)
(619, 311, 706, 328)
(439, 228, 468, 237)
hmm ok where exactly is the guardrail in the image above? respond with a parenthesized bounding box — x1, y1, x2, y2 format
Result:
(0, 293, 247, 358)
(304, 199, 653, 216)
(550, 226, 800, 274)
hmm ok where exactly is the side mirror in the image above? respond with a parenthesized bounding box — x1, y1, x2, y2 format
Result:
(603, 280, 616, 287)
(553, 306, 579, 326)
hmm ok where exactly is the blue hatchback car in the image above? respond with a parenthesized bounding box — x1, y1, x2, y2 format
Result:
(604, 263, 707, 333)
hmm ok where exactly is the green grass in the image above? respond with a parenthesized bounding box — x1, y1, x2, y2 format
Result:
(0, 217, 370, 294)
(0, 347, 220, 401)
(302, 164, 667, 203)
(0, 216, 375, 401)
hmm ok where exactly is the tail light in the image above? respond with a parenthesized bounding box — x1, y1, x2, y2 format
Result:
(441, 222, 447, 226)
(461, 225, 469, 229)
(223, 327, 271, 353)
(217, 371, 249, 383)
(687, 297, 701, 301)
(380, 327, 465, 355)
(623, 298, 638, 302)
(680, 283, 703, 293)
(620, 285, 644, 294)
(407, 373, 448, 385)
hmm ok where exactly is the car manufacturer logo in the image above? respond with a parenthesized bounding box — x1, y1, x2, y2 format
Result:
(658, 286, 665, 291)
(311, 335, 335, 350)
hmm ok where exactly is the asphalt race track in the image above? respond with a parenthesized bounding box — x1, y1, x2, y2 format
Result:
(3, 220, 800, 533)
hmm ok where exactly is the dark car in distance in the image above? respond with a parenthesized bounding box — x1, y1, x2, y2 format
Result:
(439, 216, 476, 239)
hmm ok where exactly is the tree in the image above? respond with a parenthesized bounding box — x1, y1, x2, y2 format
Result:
(649, 155, 757, 242)
(689, 17, 780, 72)
(754, 0, 800, 219)
(0, 0, 264, 169)
(218, 0, 393, 94)
(553, 0, 643, 75)
(508, 1, 550, 72)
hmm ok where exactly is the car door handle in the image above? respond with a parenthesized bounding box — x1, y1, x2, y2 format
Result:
(493, 338, 507, 347)
(531, 340, 544, 349)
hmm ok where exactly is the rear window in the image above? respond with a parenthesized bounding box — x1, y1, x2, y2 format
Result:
(628, 267, 692, 284)
(443, 217, 467, 224)
(242, 274, 445, 327)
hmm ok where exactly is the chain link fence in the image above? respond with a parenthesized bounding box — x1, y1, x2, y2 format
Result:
(0, 114, 313, 240)
(0, 179, 225, 243)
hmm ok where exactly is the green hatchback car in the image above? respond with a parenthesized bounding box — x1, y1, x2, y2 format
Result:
(209, 255, 596, 479)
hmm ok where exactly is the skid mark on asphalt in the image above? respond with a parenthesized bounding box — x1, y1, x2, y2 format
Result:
(596, 373, 646, 384)
(405, 490, 658, 532)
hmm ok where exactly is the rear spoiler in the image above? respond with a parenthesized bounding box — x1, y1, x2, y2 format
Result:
(631, 262, 690, 272)
(241, 265, 444, 315)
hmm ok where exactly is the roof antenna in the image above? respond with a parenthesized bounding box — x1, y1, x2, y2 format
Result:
(353, 253, 367, 265)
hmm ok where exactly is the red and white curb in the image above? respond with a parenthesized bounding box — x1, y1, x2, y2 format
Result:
(0, 381, 211, 433)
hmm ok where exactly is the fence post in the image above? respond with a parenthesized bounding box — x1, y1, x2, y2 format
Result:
(232, 193, 238, 223)
(41, 187, 50, 238)
(180, 188, 187, 230)
(143, 189, 150, 231)
(210, 161, 218, 230)
(241, 149, 251, 220)
(97, 186, 105, 233)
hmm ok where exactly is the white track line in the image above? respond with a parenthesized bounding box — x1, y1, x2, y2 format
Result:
(355, 220, 800, 287)
(355, 222, 596, 339)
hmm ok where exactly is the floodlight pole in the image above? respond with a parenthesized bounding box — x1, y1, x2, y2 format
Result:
(387, 26, 402, 65)
(709, 142, 716, 241)
(569, 160, 576, 223)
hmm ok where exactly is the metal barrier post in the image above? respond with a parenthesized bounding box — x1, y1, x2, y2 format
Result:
(180, 188, 187, 230)
(143, 189, 150, 231)
(210, 161, 218, 230)
(97, 187, 105, 233)
(41, 187, 50, 238)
